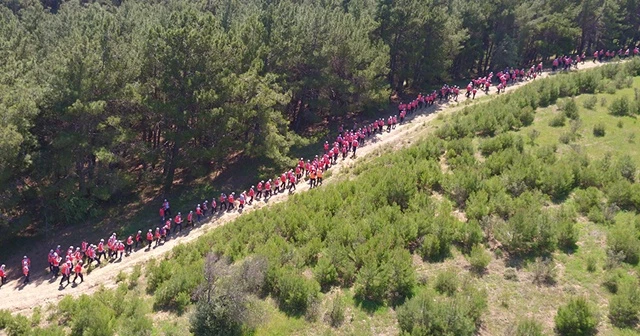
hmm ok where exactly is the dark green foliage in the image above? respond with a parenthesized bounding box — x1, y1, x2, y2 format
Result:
(554, 297, 598, 336)
(396, 285, 487, 336)
(583, 96, 598, 109)
(607, 218, 640, 265)
(563, 98, 580, 120)
(479, 133, 524, 157)
(434, 269, 459, 296)
(328, 295, 346, 328)
(609, 278, 640, 328)
(467, 244, 491, 273)
(609, 96, 631, 116)
(272, 267, 320, 315)
(593, 123, 606, 137)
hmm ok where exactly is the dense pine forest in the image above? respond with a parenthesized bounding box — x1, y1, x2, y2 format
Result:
(0, 0, 639, 246)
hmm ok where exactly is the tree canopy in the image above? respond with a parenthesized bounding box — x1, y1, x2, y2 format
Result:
(0, 0, 638, 233)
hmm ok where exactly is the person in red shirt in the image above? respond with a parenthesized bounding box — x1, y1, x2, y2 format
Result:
(146, 229, 154, 249)
(257, 181, 264, 199)
(159, 206, 165, 223)
(228, 193, 235, 211)
(288, 173, 296, 192)
(97, 239, 106, 261)
(51, 252, 61, 275)
(352, 138, 359, 157)
(117, 241, 125, 260)
(187, 211, 193, 228)
(21, 264, 29, 284)
(154, 228, 161, 247)
(73, 261, 84, 284)
(324, 141, 329, 154)
(161, 219, 169, 241)
(200, 202, 208, 218)
(0, 264, 6, 285)
(59, 262, 71, 287)
(248, 186, 256, 204)
(86, 246, 97, 267)
(280, 173, 287, 193)
(126, 235, 134, 255)
(264, 180, 272, 199)
(174, 212, 183, 234)
(135, 230, 142, 249)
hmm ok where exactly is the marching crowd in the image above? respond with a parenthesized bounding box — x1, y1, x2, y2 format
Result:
(0, 48, 636, 289)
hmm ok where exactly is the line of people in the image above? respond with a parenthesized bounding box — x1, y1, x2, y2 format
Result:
(2, 50, 634, 289)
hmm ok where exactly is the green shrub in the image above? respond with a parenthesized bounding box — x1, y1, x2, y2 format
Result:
(434, 269, 458, 296)
(559, 132, 573, 144)
(504, 268, 518, 281)
(396, 288, 486, 336)
(467, 244, 491, 273)
(531, 258, 557, 286)
(6, 315, 31, 336)
(583, 96, 597, 109)
(314, 256, 338, 290)
(609, 279, 640, 328)
(563, 98, 579, 120)
(514, 318, 544, 336)
(0, 310, 11, 330)
(554, 297, 598, 336)
(274, 268, 320, 315)
(328, 295, 346, 328)
(602, 268, 627, 293)
(609, 96, 631, 116)
(593, 123, 605, 137)
(573, 187, 603, 215)
(608, 219, 640, 265)
(554, 206, 578, 251)
(549, 113, 566, 127)
(586, 255, 597, 272)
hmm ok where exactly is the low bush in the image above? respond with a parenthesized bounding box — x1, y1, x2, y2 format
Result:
(328, 295, 346, 327)
(314, 256, 338, 291)
(586, 255, 597, 272)
(563, 98, 580, 120)
(583, 96, 597, 109)
(602, 268, 627, 293)
(609, 96, 631, 116)
(593, 123, 605, 137)
(549, 113, 567, 127)
(608, 218, 640, 265)
(573, 187, 603, 215)
(609, 279, 640, 328)
(554, 297, 598, 336)
(504, 268, 518, 281)
(532, 258, 557, 286)
(467, 244, 491, 273)
(396, 286, 487, 336)
(434, 269, 459, 296)
(273, 267, 320, 315)
(514, 318, 544, 336)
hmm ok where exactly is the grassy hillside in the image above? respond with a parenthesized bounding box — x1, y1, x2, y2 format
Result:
(5, 61, 640, 336)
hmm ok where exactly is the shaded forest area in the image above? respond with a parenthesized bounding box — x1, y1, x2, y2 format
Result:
(0, 0, 638, 234)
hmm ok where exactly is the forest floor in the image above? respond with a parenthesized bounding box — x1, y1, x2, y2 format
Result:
(0, 60, 613, 316)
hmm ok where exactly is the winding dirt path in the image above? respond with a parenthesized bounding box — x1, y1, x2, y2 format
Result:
(0, 60, 612, 316)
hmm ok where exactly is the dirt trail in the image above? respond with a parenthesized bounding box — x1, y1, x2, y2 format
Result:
(0, 60, 612, 316)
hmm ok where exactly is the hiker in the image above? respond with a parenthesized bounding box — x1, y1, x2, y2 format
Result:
(22, 256, 30, 284)
(59, 261, 71, 287)
(0, 265, 6, 285)
(174, 212, 183, 233)
(146, 229, 154, 249)
(72, 261, 84, 284)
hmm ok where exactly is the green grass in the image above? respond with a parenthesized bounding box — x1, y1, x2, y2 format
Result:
(520, 77, 640, 165)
